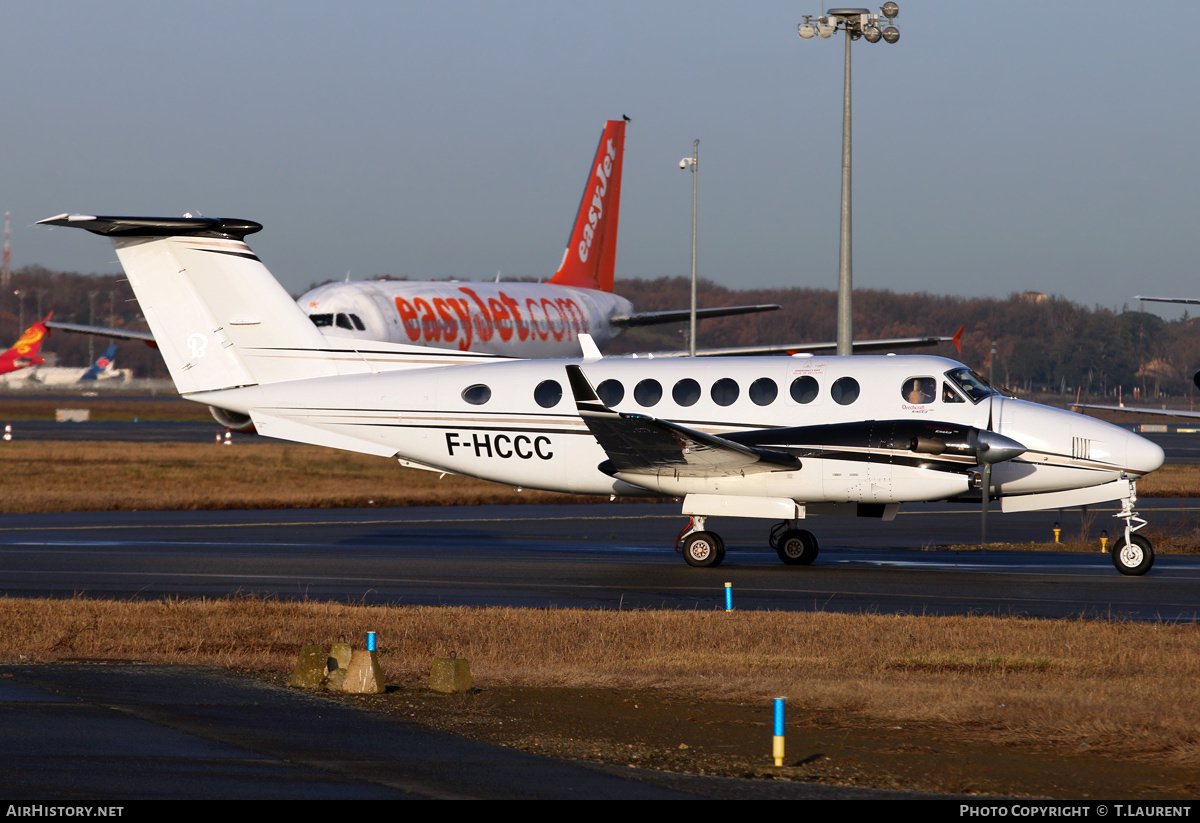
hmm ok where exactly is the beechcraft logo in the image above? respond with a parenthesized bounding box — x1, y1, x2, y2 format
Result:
(186, 333, 208, 358)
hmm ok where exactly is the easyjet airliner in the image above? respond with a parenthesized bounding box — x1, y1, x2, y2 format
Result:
(295, 119, 777, 357)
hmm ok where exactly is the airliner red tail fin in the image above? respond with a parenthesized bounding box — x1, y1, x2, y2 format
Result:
(549, 119, 626, 293)
(0, 312, 52, 375)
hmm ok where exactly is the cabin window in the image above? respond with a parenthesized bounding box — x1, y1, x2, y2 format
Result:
(534, 380, 562, 408)
(634, 379, 663, 407)
(672, 378, 701, 407)
(462, 384, 491, 405)
(711, 378, 739, 407)
(597, 379, 624, 406)
(790, 375, 819, 404)
(902, 376, 936, 405)
(831, 376, 860, 405)
(749, 377, 778, 406)
(942, 382, 966, 403)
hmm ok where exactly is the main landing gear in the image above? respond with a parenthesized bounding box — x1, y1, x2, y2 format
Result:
(674, 518, 819, 568)
(1111, 487, 1154, 576)
(676, 517, 726, 567)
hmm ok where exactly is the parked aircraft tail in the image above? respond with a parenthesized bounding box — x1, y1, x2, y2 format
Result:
(0, 311, 53, 375)
(548, 119, 626, 293)
(79, 343, 118, 381)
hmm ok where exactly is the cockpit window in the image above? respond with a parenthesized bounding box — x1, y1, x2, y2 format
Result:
(944, 367, 996, 404)
(902, 376, 936, 405)
(942, 382, 966, 403)
(309, 313, 333, 328)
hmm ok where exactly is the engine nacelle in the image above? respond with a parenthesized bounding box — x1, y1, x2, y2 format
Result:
(209, 405, 256, 433)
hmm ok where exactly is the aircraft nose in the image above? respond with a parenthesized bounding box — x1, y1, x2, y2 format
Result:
(1125, 430, 1165, 476)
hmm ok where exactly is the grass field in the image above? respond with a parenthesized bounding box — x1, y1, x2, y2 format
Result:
(4, 596, 1199, 771)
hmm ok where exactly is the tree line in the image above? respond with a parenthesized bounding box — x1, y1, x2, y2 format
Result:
(2, 265, 1195, 400)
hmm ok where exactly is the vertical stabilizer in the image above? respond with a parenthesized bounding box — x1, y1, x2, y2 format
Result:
(548, 119, 626, 293)
(37, 215, 341, 394)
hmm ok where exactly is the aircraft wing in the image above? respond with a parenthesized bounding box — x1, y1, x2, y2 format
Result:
(609, 304, 779, 328)
(45, 321, 157, 347)
(643, 326, 964, 357)
(565, 365, 801, 477)
(1072, 403, 1200, 423)
(1134, 296, 1200, 305)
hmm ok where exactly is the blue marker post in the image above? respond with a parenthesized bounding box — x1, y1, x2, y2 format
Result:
(366, 631, 376, 652)
(773, 697, 786, 767)
(725, 582, 733, 611)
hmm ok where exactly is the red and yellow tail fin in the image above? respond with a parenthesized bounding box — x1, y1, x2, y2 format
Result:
(548, 119, 626, 293)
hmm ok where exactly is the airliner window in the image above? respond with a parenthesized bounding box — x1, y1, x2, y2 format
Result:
(336, 313, 355, 330)
(831, 376, 860, 405)
(942, 382, 966, 403)
(945, 368, 995, 404)
(749, 377, 778, 406)
(672, 378, 701, 407)
(790, 375, 819, 404)
(634, 379, 662, 407)
(462, 384, 491, 405)
(711, 378, 739, 407)
(901, 376, 936, 405)
(597, 379, 624, 406)
(534, 380, 562, 408)
(309, 313, 333, 328)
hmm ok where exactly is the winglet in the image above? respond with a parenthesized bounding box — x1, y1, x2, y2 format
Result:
(952, 325, 964, 354)
(566, 364, 608, 414)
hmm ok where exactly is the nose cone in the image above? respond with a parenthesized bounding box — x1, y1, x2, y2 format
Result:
(1124, 430, 1165, 477)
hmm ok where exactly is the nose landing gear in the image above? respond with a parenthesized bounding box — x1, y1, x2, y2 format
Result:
(1111, 485, 1154, 576)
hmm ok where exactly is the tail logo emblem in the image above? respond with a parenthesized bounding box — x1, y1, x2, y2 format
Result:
(186, 333, 209, 359)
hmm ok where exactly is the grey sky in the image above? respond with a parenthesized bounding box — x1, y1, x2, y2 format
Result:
(5, 1, 1197, 320)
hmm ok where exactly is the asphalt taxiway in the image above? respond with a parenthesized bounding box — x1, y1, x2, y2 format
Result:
(2, 501, 1199, 619)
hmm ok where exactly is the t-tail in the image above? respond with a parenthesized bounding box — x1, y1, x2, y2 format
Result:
(547, 119, 626, 293)
(36, 215, 387, 397)
(79, 343, 118, 381)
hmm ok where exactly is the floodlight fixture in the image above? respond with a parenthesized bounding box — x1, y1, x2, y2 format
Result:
(796, 4, 902, 355)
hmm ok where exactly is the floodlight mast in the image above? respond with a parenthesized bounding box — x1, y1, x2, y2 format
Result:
(798, 5, 900, 356)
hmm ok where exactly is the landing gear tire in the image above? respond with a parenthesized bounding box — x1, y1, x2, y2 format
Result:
(683, 531, 724, 568)
(1111, 533, 1154, 576)
(775, 529, 819, 566)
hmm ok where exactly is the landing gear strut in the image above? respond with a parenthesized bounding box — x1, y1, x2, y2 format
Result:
(1111, 484, 1153, 576)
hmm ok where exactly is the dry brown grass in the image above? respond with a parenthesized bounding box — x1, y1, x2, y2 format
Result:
(1136, 463, 1200, 497)
(0, 442, 610, 512)
(5, 596, 1199, 765)
(0, 397, 210, 422)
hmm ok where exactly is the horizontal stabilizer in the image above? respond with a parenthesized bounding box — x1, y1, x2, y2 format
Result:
(38, 214, 262, 239)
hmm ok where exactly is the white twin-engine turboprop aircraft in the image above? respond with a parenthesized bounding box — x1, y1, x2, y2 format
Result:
(39, 214, 1166, 575)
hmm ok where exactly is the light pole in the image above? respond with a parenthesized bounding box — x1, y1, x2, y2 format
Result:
(798, 4, 900, 356)
(680, 140, 699, 356)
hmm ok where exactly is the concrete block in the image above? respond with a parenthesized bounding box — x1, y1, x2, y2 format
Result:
(343, 649, 385, 694)
(288, 644, 327, 689)
(429, 656, 473, 694)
